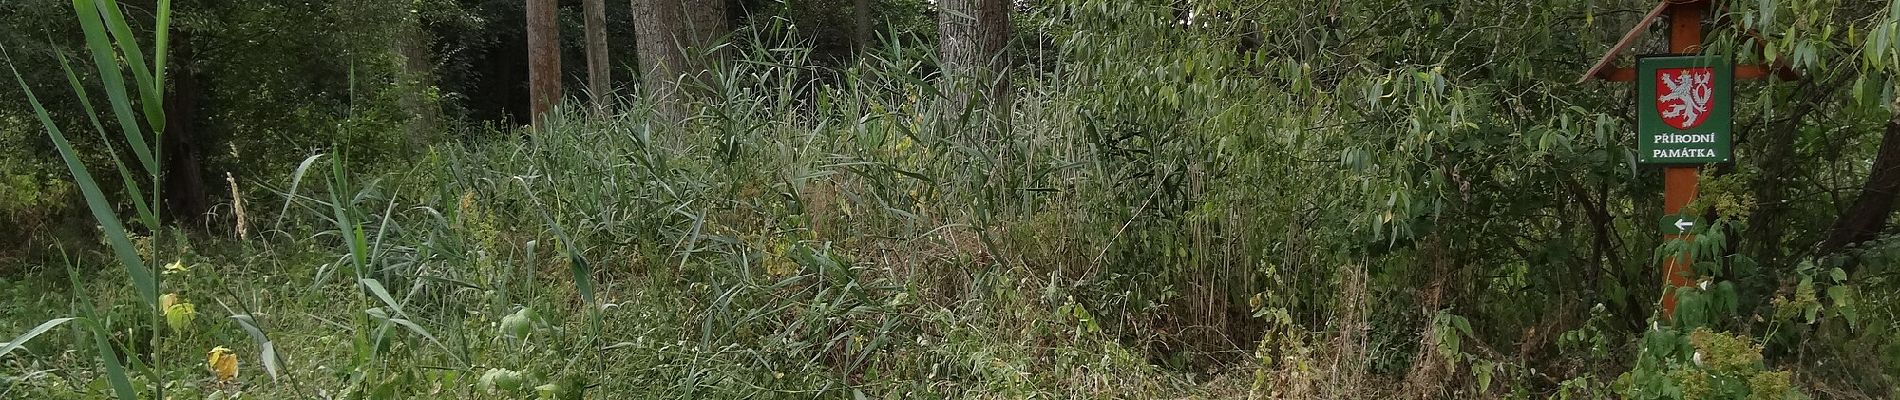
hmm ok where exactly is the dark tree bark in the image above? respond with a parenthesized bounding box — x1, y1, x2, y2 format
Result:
(1822, 117, 1900, 254)
(936, 0, 1010, 122)
(855, 0, 873, 50)
(584, 0, 611, 113)
(633, 0, 726, 123)
(162, 31, 209, 225)
(527, 0, 563, 128)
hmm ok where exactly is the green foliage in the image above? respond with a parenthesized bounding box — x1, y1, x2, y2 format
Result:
(6, 0, 176, 397)
(9, 0, 1900, 398)
(1619, 327, 1802, 400)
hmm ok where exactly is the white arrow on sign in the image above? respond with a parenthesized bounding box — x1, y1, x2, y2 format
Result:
(1674, 218, 1695, 232)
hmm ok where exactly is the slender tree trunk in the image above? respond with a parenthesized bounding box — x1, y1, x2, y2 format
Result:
(855, 0, 873, 50)
(938, 0, 976, 94)
(527, 0, 562, 128)
(1748, 78, 1836, 267)
(633, 0, 726, 124)
(684, 0, 727, 57)
(397, 13, 438, 148)
(162, 31, 208, 225)
(634, 0, 686, 121)
(1564, 175, 1618, 298)
(1822, 116, 1900, 255)
(937, 0, 1010, 126)
(584, 0, 611, 114)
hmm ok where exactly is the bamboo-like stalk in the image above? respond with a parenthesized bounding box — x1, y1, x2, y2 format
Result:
(4, 0, 172, 398)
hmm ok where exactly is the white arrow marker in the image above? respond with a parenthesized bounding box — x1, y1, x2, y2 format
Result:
(1674, 218, 1695, 232)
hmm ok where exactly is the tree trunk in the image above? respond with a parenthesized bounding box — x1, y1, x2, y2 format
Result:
(855, 0, 873, 50)
(162, 31, 209, 225)
(397, 12, 438, 149)
(633, 0, 686, 121)
(936, 0, 1010, 125)
(684, 0, 727, 56)
(526, 0, 563, 129)
(633, 0, 726, 124)
(1747, 78, 1837, 267)
(1822, 116, 1900, 255)
(584, 0, 611, 114)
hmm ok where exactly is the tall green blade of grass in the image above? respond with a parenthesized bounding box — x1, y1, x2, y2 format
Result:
(85, 322, 137, 400)
(94, 0, 165, 132)
(331, 155, 368, 277)
(7, 58, 157, 307)
(71, 0, 160, 180)
(218, 281, 316, 395)
(7, 1, 169, 398)
(274, 154, 326, 232)
(65, 258, 139, 400)
(153, 0, 170, 83)
(57, 49, 157, 229)
(83, 0, 169, 232)
(229, 312, 283, 380)
(92, 0, 170, 235)
(0, 318, 76, 359)
(515, 177, 599, 384)
(515, 178, 599, 326)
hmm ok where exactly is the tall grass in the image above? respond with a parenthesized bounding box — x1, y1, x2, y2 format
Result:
(8, 1, 1359, 398)
(5, 0, 171, 398)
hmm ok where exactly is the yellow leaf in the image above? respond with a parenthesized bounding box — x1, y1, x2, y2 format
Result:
(165, 303, 196, 334)
(208, 347, 238, 382)
(163, 261, 189, 275)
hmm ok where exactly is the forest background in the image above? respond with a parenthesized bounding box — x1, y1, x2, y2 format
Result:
(4, 0, 1900, 398)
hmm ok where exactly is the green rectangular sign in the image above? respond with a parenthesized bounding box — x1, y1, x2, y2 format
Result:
(1636, 55, 1732, 165)
(1659, 214, 1704, 234)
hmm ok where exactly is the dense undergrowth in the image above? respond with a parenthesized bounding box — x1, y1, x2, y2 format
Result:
(8, 0, 1900, 399)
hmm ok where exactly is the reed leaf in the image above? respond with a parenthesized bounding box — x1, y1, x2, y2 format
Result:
(274, 154, 326, 232)
(152, 0, 170, 83)
(229, 314, 284, 380)
(64, 256, 139, 400)
(93, 0, 165, 132)
(71, 0, 159, 179)
(516, 179, 598, 323)
(0, 318, 76, 359)
(8, 58, 158, 307)
(84, 320, 139, 400)
(55, 49, 157, 229)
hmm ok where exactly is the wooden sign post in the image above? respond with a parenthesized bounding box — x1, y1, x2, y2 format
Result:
(1581, 0, 1793, 320)
(1657, 0, 1706, 323)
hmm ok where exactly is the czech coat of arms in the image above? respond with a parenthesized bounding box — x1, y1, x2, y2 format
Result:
(1654, 67, 1715, 130)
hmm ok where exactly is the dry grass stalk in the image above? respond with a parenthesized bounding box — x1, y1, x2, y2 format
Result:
(226, 172, 247, 241)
